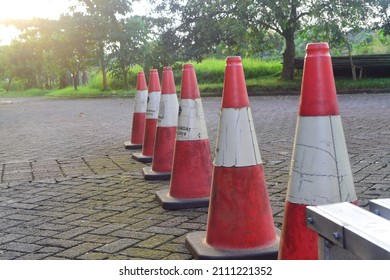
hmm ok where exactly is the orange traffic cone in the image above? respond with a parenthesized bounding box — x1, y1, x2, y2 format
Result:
(143, 67, 179, 180)
(185, 56, 280, 259)
(278, 42, 358, 260)
(132, 69, 161, 163)
(156, 64, 212, 209)
(125, 71, 148, 149)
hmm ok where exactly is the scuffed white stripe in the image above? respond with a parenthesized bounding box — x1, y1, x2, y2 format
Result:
(213, 107, 262, 167)
(287, 116, 357, 205)
(176, 98, 208, 141)
(158, 94, 179, 127)
(134, 89, 148, 112)
(146, 91, 161, 119)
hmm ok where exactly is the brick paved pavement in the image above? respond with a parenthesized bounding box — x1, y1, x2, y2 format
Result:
(0, 94, 389, 260)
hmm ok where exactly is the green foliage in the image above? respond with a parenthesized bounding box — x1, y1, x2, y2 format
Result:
(87, 70, 111, 90)
(376, 0, 390, 35)
(352, 30, 390, 54)
(187, 58, 283, 85)
(0, 0, 389, 92)
(0, 79, 25, 92)
(108, 16, 152, 89)
(47, 86, 103, 98)
(6, 58, 388, 98)
(0, 88, 50, 97)
(86, 66, 143, 91)
(153, 0, 380, 80)
(335, 77, 390, 90)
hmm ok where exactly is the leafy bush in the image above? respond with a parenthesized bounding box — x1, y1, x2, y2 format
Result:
(180, 58, 283, 84)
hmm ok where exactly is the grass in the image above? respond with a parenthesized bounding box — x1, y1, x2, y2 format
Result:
(0, 87, 133, 99)
(46, 86, 134, 98)
(1, 58, 389, 98)
(0, 88, 51, 97)
(188, 58, 282, 84)
(336, 78, 390, 91)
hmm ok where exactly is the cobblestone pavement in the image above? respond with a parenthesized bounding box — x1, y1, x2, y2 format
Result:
(0, 94, 389, 260)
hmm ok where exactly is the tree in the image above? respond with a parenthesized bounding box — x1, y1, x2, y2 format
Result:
(1, 17, 95, 90)
(0, 18, 60, 89)
(142, 27, 184, 71)
(0, 45, 15, 92)
(108, 16, 152, 89)
(376, 0, 390, 35)
(152, 0, 378, 80)
(54, 14, 96, 90)
(72, 0, 132, 91)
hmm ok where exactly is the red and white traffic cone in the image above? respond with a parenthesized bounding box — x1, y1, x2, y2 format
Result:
(143, 67, 179, 180)
(132, 69, 161, 163)
(156, 64, 212, 209)
(278, 42, 358, 260)
(185, 56, 280, 259)
(125, 71, 148, 149)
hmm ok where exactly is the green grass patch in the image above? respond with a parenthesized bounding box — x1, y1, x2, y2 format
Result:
(187, 58, 282, 85)
(0, 86, 135, 99)
(336, 78, 390, 90)
(1, 58, 389, 98)
(0, 88, 50, 97)
(46, 86, 134, 98)
(198, 76, 302, 95)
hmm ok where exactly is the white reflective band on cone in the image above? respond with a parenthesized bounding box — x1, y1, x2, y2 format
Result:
(134, 90, 148, 112)
(287, 115, 357, 205)
(176, 98, 208, 141)
(214, 107, 262, 167)
(146, 91, 161, 119)
(158, 94, 179, 127)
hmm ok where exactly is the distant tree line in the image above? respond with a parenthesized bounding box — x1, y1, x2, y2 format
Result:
(0, 0, 389, 91)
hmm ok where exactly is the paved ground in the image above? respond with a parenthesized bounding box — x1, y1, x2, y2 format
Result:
(0, 93, 389, 260)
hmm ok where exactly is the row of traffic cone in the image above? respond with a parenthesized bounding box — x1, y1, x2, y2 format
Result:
(126, 65, 213, 210)
(124, 42, 358, 260)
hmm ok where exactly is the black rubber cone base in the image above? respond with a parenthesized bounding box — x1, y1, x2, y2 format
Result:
(132, 152, 153, 163)
(142, 167, 171, 180)
(124, 141, 142, 150)
(185, 229, 281, 260)
(156, 189, 210, 210)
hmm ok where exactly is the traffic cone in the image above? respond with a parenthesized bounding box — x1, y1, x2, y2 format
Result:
(132, 69, 161, 163)
(156, 64, 212, 209)
(278, 42, 358, 260)
(143, 67, 179, 180)
(125, 71, 148, 149)
(185, 56, 280, 259)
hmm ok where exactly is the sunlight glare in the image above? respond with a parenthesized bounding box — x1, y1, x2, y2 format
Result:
(0, 0, 72, 20)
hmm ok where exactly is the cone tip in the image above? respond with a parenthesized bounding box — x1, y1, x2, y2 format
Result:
(306, 42, 329, 49)
(306, 42, 330, 56)
(300, 42, 339, 116)
(136, 71, 147, 90)
(226, 56, 242, 64)
(222, 56, 249, 108)
(183, 64, 194, 70)
(162, 66, 176, 94)
(181, 64, 200, 99)
(148, 69, 161, 92)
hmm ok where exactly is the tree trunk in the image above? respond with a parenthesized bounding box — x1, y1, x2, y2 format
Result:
(123, 67, 129, 90)
(72, 70, 78, 91)
(281, 30, 296, 81)
(6, 77, 12, 92)
(59, 73, 68, 89)
(99, 42, 108, 91)
(347, 44, 357, 81)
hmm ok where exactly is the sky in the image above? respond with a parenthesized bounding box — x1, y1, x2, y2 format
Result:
(0, 0, 147, 45)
